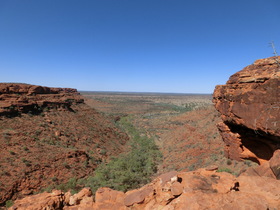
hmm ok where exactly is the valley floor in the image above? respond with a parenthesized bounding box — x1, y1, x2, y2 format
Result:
(82, 92, 255, 176)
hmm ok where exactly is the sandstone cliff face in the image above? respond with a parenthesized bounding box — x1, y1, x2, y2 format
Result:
(213, 56, 280, 164)
(0, 83, 84, 116)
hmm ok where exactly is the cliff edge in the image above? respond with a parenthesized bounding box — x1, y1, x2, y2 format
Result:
(0, 83, 84, 116)
(213, 56, 280, 164)
(0, 83, 128, 206)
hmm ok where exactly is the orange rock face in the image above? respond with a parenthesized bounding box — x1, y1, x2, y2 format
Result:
(9, 190, 67, 210)
(9, 168, 280, 209)
(0, 83, 84, 116)
(213, 56, 280, 164)
(269, 150, 280, 179)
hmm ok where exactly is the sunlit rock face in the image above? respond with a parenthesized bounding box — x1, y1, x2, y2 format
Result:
(9, 169, 280, 209)
(213, 56, 280, 164)
(0, 83, 84, 116)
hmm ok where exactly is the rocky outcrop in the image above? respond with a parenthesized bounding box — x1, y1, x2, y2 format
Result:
(9, 190, 67, 210)
(9, 168, 280, 209)
(213, 56, 280, 164)
(0, 83, 84, 116)
(0, 83, 129, 206)
(269, 149, 280, 179)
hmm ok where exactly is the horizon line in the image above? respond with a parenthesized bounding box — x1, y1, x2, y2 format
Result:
(79, 90, 213, 95)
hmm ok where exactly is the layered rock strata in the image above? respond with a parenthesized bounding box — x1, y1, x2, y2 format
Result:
(213, 56, 280, 164)
(0, 83, 84, 116)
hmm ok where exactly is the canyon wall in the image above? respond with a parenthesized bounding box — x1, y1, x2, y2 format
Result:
(0, 83, 84, 116)
(213, 56, 280, 164)
(0, 83, 128, 206)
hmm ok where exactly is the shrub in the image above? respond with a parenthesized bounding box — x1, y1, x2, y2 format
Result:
(100, 149, 107, 155)
(5, 200, 14, 208)
(42, 116, 162, 195)
(56, 178, 79, 194)
(244, 160, 252, 167)
(9, 151, 16, 155)
(51, 177, 58, 182)
(84, 116, 162, 193)
(217, 168, 233, 174)
(226, 159, 232, 165)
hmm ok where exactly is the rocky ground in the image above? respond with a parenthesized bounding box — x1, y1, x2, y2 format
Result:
(9, 151, 280, 209)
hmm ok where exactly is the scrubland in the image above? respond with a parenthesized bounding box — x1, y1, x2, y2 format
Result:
(82, 92, 256, 178)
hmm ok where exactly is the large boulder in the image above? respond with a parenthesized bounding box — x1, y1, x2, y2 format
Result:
(9, 169, 280, 209)
(9, 190, 68, 210)
(269, 149, 280, 179)
(213, 56, 280, 164)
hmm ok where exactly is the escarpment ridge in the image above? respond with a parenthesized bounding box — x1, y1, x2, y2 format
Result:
(213, 56, 280, 164)
(0, 83, 84, 116)
(0, 83, 128, 206)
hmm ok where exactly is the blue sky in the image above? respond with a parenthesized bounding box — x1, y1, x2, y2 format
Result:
(0, 0, 279, 93)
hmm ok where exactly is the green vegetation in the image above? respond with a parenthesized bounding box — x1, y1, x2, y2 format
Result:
(155, 101, 210, 113)
(83, 116, 162, 192)
(56, 178, 79, 194)
(226, 159, 232, 165)
(41, 177, 81, 195)
(184, 102, 199, 111)
(41, 116, 162, 194)
(5, 200, 13, 208)
(21, 158, 32, 167)
(9, 151, 16, 155)
(217, 167, 238, 176)
(155, 102, 188, 113)
(217, 167, 233, 173)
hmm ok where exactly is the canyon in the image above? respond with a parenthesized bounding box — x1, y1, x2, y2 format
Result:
(1, 56, 280, 209)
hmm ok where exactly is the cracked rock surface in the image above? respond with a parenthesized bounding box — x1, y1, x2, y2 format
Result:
(213, 56, 280, 164)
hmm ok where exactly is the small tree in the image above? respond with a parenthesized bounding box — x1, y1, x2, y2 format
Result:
(270, 41, 280, 69)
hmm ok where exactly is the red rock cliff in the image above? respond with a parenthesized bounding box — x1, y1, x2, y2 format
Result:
(0, 83, 129, 206)
(0, 83, 84, 116)
(213, 56, 280, 164)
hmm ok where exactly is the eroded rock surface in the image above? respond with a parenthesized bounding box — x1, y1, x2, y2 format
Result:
(9, 169, 280, 210)
(0, 83, 84, 116)
(213, 56, 280, 164)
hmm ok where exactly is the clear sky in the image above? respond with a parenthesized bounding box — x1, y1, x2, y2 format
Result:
(0, 0, 279, 93)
